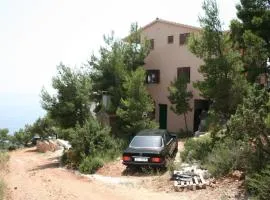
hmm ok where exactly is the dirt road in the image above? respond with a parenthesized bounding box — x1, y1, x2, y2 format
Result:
(4, 148, 187, 200)
(4, 146, 245, 200)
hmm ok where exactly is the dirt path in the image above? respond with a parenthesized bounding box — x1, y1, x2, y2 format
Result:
(4, 144, 245, 200)
(4, 148, 187, 200)
(96, 141, 246, 200)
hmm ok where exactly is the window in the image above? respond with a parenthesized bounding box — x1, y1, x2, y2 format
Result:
(150, 39, 154, 50)
(168, 35, 174, 44)
(146, 70, 160, 84)
(179, 33, 190, 45)
(129, 136, 163, 148)
(177, 67, 190, 82)
(163, 131, 171, 144)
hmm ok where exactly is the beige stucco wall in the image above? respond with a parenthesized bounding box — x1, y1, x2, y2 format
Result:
(141, 21, 204, 133)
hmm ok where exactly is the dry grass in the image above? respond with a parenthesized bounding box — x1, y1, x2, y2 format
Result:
(0, 151, 9, 200)
(0, 179, 5, 200)
(0, 151, 9, 168)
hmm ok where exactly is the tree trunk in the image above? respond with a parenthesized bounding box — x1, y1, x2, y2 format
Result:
(183, 113, 189, 134)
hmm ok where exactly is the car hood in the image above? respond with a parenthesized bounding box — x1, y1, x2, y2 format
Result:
(123, 147, 163, 154)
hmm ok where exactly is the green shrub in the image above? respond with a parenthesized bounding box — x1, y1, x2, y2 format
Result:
(61, 150, 81, 168)
(79, 156, 104, 174)
(70, 118, 121, 158)
(204, 138, 250, 176)
(246, 165, 270, 200)
(181, 134, 252, 177)
(181, 134, 213, 163)
(166, 159, 176, 175)
(57, 128, 74, 141)
(227, 86, 270, 169)
(61, 118, 125, 170)
(176, 129, 193, 139)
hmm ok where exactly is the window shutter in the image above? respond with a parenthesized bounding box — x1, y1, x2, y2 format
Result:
(177, 68, 183, 77)
(168, 35, 174, 44)
(150, 39, 154, 50)
(156, 70, 160, 83)
(177, 67, 190, 82)
(184, 67, 190, 82)
(179, 33, 190, 45)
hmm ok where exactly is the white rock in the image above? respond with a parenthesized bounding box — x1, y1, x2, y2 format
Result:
(56, 139, 72, 149)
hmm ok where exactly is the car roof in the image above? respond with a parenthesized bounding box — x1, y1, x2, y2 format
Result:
(136, 129, 166, 136)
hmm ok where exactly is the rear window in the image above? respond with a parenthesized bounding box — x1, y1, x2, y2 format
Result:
(129, 136, 163, 148)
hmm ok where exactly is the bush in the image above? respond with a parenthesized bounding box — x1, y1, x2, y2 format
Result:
(181, 134, 252, 177)
(70, 118, 120, 158)
(166, 159, 176, 175)
(227, 86, 270, 169)
(181, 134, 213, 163)
(61, 150, 81, 168)
(204, 138, 250, 176)
(79, 156, 104, 174)
(246, 165, 270, 200)
(57, 128, 74, 141)
(62, 117, 125, 170)
(176, 129, 193, 139)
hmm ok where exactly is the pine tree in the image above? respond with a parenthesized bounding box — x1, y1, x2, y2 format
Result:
(116, 68, 157, 134)
(89, 23, 150, 113)
(41, 63, 92, 128)
(168, 75, 193, 132)
(230, 0, 270, 82)
(189, 0, 248, 120)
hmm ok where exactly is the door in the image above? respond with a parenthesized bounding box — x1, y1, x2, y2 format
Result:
(159, 104, 167, 129)
(193, 99, 210, 131)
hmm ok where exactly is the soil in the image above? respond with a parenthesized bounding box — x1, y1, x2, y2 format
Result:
(4, 141, 246, 200)
(96, 141, 247, 199)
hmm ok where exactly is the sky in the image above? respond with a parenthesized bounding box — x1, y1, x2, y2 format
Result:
(0, 0, 240, 134)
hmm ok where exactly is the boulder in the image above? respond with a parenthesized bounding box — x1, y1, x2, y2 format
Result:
(56, 139, 71, 150)
(230, 170, 245, 180)
(36, 140, 59, 153)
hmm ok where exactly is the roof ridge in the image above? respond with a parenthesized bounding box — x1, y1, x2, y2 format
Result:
(141, 18, 201, 31)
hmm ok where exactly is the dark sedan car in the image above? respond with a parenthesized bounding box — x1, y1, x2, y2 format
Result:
(122, 129, 178, 167)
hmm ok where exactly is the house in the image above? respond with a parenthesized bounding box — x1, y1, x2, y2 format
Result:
(141, 18, 209, 133)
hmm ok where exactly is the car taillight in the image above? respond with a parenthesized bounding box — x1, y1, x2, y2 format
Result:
(151, 157, 161, 163)
(123, 156, 131, 161)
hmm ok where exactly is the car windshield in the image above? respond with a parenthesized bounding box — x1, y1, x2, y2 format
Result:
(129, 136, 163, 148)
